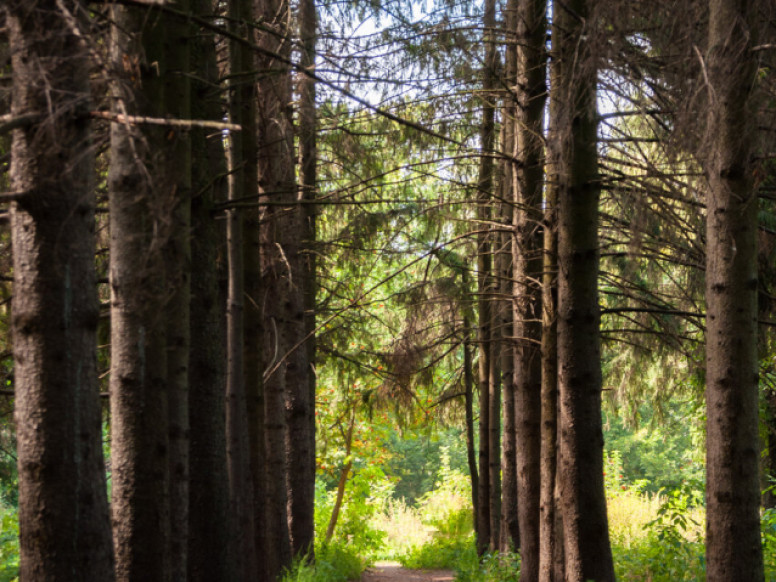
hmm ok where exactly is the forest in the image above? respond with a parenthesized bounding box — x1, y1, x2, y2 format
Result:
(1, 0, 775, 581)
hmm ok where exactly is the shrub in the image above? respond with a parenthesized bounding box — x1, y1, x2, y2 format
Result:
(455, 550, 520, 582)
(281, 543, 365, 582)
(399, 535, 474, 570)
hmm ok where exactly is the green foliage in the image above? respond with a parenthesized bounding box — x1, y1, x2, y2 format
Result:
(454, 550, 521, 582)
(384, 429, 469, 503)
(315, 467, 390, 558)
(603, 401, 704, 495)
(762, 504, 776, 574)
(281, 543, 364, 582)
(612, 482, 705, 581)
(0, 502, 18, 582)
(613, 535, 705, 581)
(399, 535, 474, 570)
(414, 447, 472, 538)
(391, 449, 480, 573)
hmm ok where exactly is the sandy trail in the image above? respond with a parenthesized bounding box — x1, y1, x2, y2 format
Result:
(359, 561, 455, 582)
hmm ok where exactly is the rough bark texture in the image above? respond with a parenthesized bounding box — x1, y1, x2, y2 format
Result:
(554, 0, 614, 580)
(512, 0, 547, 577)
(475, 0, 499, 554)
(188, 0, 234, 577)
(163, 5, 192, 580)
(8, 2, 115, 579)
(704, 0, 763, 579)
(226, 2, 259, 578)
(539, 38, 560, 581)
(109, 6, 172, 580)
(257, 0, 295, 572)
(499, 0, 519, 552)
(293, 0, 319, 558)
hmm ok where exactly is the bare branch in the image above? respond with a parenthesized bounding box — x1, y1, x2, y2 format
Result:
(90, 111, 241, 131)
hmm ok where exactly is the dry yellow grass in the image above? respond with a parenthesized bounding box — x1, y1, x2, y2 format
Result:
(607, 490, 705, 547)
(370, 498, 433, 558)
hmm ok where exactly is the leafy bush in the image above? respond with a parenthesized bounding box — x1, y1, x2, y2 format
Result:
(399, 535, 474, 570)
(415, 448, 472, 540)
(612, 482, 705, 581)
(314, 466, 390, 559)
(281, 543, 364, 582)
(455, 549, 520, 582)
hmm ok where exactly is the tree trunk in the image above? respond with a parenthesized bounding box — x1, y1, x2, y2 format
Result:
(325, 418, 355, 544)
(163, 5, 192, 579)
(554, 0, 614, 579)
(8, 2, 114, 579)
(513, 0, 547, 577)
(188, 0, 233, 577)
(292, 0, 319, 558)
(226, 1, 259, 578)
(257, 0, 295, 572)
(499, 0, 519, 552)
(539, 36, 560, 581)
(109, 6, 173, 579)
(704, 1, 763, 579)
(475, 0, 499, 554)
(463, 306, 480, 534)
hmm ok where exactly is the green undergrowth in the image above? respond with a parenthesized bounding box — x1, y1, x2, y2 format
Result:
(0, 501, 18, 582)
(281, 543, 365, 582)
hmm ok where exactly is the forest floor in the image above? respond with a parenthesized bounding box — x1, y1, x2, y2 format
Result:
(359, 561, 455, 582)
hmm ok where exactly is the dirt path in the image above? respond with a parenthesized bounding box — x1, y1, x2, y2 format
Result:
(359, 561, 455, 582)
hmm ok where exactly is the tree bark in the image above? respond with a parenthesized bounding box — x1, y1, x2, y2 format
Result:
(109, 5, 174, 579)
(163, 4, 192, 579)
(292, 0, 319, 558)
(188, 0, 234, 577)
(704, 0, 763, 579)
(256, 0, 296, 572)
(539, 32, 560, 581)
(8, 2, 115, 579)
(475, 0, 499, 554)
(554, 0, 614, 579)
(226, 1, 259, 578)
(499, 0, 519, 553)
(513, 0, 547, 578)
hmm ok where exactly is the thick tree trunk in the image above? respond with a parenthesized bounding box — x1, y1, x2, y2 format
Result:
(256, 0, 296, 572)
(109, 6, 175, 580)
(188, 0, 233, 578)
(704, 1, 763, 579)
(8, 2, 114, 579)
(226, 2, 259, 578)
(163, 5, 192, 580)
(513, 0, 547, 578)
(554, 1, 614, 580)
